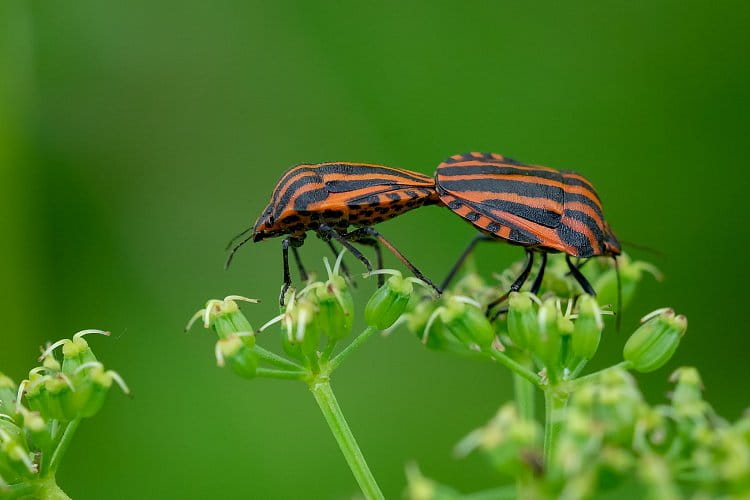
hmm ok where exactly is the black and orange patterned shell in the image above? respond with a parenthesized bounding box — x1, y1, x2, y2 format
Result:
(435, 152, 620, 258)
(253, 162, 438, 241)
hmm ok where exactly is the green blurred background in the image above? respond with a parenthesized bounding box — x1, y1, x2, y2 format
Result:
(1, 1, 748, 498)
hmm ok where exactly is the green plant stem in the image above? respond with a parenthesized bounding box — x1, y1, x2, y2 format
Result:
(571, 361, 632, 387)
(329, 326, 378, 371)
(36, 478, 72, 500)
(256, 368, 307, 380)
(543, 389, 568, 467)
(48, 419, 80, 475)
(513, 357, 536, 421)
(488, 350, 542, 388)
(253, 346, 303, 371)
(320, 338, 338, 363)
(309, 379, 384, 500)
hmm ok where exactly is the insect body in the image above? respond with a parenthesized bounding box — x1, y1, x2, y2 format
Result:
(436, 152, 621, 314)
(227, 162, 440, 304)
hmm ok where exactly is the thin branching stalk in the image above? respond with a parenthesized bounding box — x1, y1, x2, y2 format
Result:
(309, 379, 384, 500)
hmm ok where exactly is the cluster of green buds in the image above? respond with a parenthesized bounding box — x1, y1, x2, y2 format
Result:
(261, 255, 356, 371)
(188, 256, 440, 499)
(408, 283, 685, 388)
(189, 254, 402, 382)
(0, 330, 128, 497)
(406, 367, 750, 499)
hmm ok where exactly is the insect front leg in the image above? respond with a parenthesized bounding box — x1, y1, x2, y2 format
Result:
(280, 236, 306, 306)
(566, 254, 596, 296)
(344, 227, 384, 286)
(486, 249, 535, 318)
(530, 252, 548, 295)
(291, 241, 308, 282)
(488, 252, 550, 322)
(318, 224, 373, 274)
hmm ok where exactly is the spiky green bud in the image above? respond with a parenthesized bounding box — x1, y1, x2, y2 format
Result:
(365, 274, 413, 330)
(570, 295, 603, 362)
(507, 292, 537, 350)
(217, 335, 258, 379)
(624, 309, 687, 373)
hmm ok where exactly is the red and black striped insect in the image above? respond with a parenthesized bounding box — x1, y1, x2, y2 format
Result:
(435, 152, 621, 317)
(226, 162, 441, 304)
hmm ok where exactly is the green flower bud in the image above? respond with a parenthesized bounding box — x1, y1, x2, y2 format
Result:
(507, 292, 537, 350)
(0, 418, 22, 445)
(76, 367, 109, 419)
(216, 335, 258, 379)
(0, 374, 17, 419)
(74, 363, 130, 419)
(44, 376, 78, 422)
(570, 295, 603, 362)
(624, 309, 687, 373)
(62, 337, 98, 375)
(42, 354, 61, 372)
(278, 298, 320, 363)
(36, 330, 109, 377)
(532, 299, 572, 381)
(311, 279, 354, 340)
(0, 436, 35, 481)
(405, 301, 440, 342)
(669, 366, 707, 419)
(365, 274, 413, 330)
(24, 375, 50, 417)
(187, 296, 258, 347)
(22, 410, 52, 452)
(435, 297, 496, 350)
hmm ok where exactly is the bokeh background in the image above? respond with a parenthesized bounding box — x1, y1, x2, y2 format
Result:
(2, 1, 749, 498)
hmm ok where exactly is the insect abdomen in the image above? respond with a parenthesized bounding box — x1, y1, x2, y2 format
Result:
(436, 153, 615, 257)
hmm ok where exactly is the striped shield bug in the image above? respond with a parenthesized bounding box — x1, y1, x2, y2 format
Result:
(435, 152, 621, 318)
(226, 162, 441, 304)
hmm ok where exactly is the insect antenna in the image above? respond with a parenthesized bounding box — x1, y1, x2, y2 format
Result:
(225, 234, 254, 269)
(225, 225, 254, 251)
(614, 255, 622, 332)
(620, 239, 663, 257)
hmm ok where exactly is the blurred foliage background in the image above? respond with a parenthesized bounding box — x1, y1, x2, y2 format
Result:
(1, 1, 749, 498)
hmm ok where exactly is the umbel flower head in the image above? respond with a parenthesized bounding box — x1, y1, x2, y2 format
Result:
(1, 329, 128, 494)
(260, 254, 356, 365)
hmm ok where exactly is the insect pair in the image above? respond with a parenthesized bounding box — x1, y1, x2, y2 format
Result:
(226, 153, 621, 317)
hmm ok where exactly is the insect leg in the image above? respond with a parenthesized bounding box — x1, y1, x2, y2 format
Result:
(344, 228, 384, 286)
(440, 234, 495, 291)
(290, 243, 309, 282)
(530, 252, 548, 295)
(566, 254, 596, 296)
(348, 227, 440, 294)
(486, 250, 535, 317)
(318, 224, 373, 274)
(280, 237, 293, 306)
